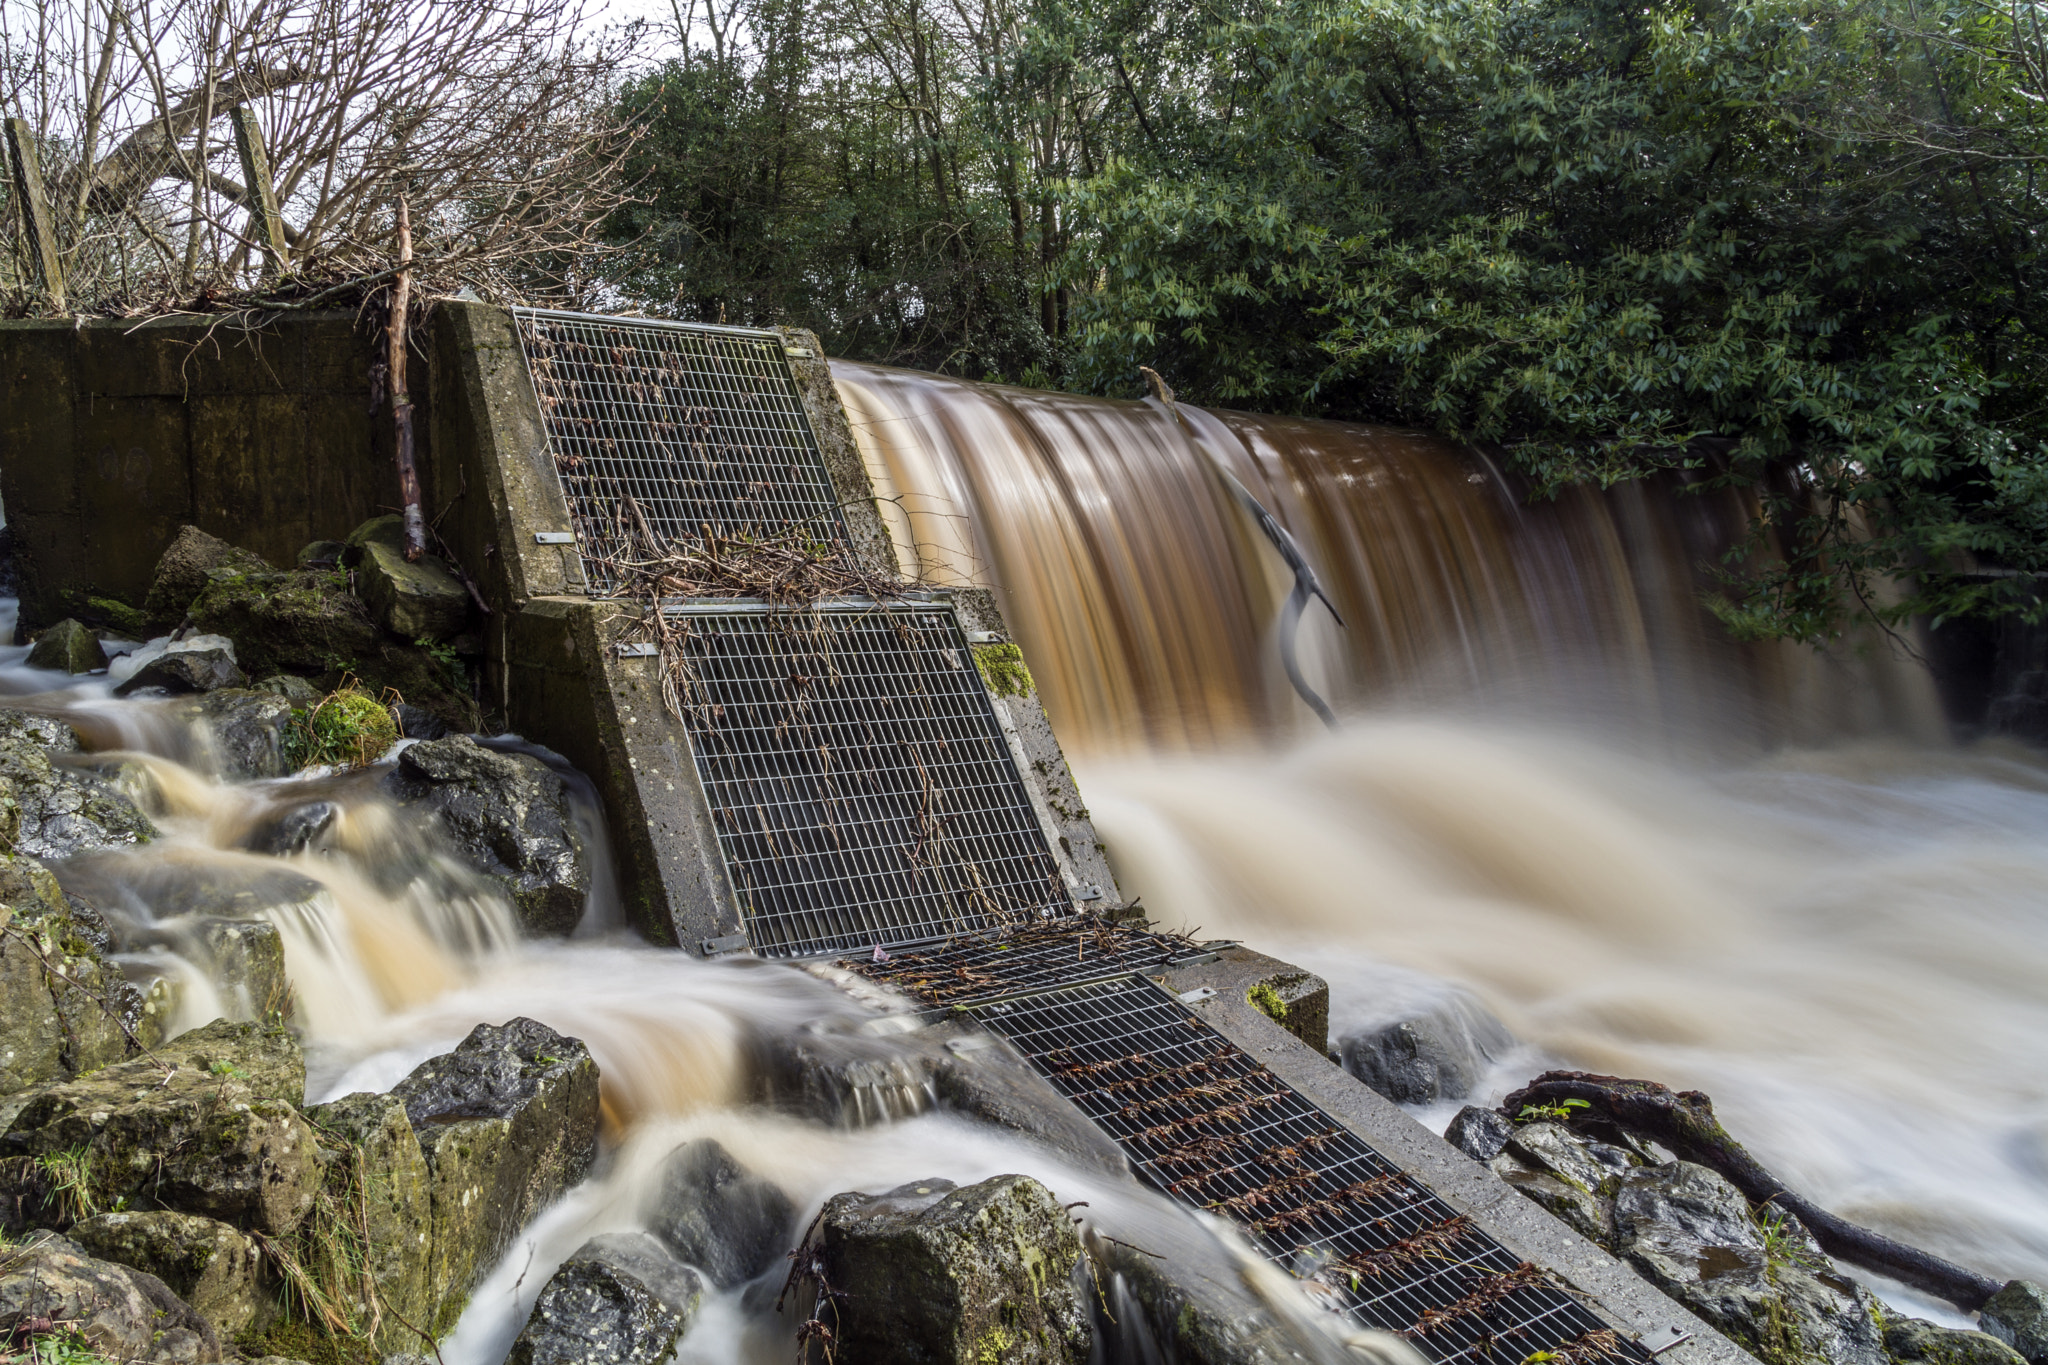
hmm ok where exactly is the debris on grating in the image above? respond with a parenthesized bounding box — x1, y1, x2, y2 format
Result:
(844, 917, 1205, 1008)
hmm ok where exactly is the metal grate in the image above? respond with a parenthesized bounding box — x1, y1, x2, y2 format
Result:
(845, 918, 1206, 1010)
(674, 600, 1071, 958)
(511, 308, 849, 593)
(975, 978, 1648, 1365)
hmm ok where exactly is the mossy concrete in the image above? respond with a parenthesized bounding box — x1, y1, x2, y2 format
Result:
(0, 312, 421, 630)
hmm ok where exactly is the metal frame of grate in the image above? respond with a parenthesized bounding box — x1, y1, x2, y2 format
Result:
(510, 308, 850, 594)
(673, 599, 1071, 958)
(844, 919, 1208, 1011)
(974, 977, 1650, 1365)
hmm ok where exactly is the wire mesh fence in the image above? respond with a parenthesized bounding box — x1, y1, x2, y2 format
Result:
(975, 976, 1652, 1365)
(512, 308, 849, 593)
(671, 601, 1071, 958)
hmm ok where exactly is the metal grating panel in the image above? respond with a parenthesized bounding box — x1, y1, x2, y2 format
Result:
(976, 978, 1649, 1365)
(845, 919, 1204, 1009)
(511, 308, 849, 593)
(674, 601, 1070, 958)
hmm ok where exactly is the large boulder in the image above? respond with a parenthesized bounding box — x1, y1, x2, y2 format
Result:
(195, 688, 295, 779)
(1984, 1282, 2048, 1365)
(145, 526, 273, 628)
(1334, 994, 1512, 1105)
(643, 1138, 795, 1289)
(805, 1174, 1090, 1365)
(390, 1017, 601, 1335)
(114, 645, 248, 696)
(383, 737, 591, 936)
(1887, 1316, 2028, 1365)
(68, 1209, 268, 1340)
(1, 1019, 315, 1236)
(1612, 1161, 1885, 1365)
(347, 516, 471, 642)
(0, 852, 144, 1096)
(0, 1230, 222, 1363)
(0, 710, 158, 860)
(507, 1232, 704, 1365)
(26, 618, 107, 674)
(304, 1091, 433, 1355)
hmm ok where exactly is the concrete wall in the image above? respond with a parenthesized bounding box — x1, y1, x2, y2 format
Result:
(0, 311, 426, 627)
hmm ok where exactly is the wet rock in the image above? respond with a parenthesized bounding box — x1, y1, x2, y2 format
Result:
(244, 800, 341, 856)
(756, 1023, 937, 1129)
(927, 1023, 1130, 1177)
(1334, 994, 1512, 1105)
(348, 516, 470, 641)
(643, 1138, 795, 1289)
(1984, 1282, 2048, 1365)
(305, 1091, 432, 1354)
(392, 702, 449, 740)
(69, 1209, 268, 1340)
(1613, 1161, 1885, 1365)
(1445, 1105, 1514, 1162)
(192, 918, 293, 1022)
(0, 852, 142, 1096)
(390, 1017, 601, 1335)
(1887, 1316, 2028, 1365)
(296, 540, 347, 571)
(146, 525, 273, 628)
(1487, 1120, 1646, 1248)
(383, 736, 589, 936)
(2, 1019, 315, 1235)
(254, 673, 323, 707)
(115, 645, 248, 696)
(189, 567, 383, 680)
(0, 1230, 222, 1363)
(195, 688, 293, 779)
(807, 1174, 1090, 1365)
(0, 710, 158, 859)
(507, 1232, 704, 1365)
(27, 619, 107, 674)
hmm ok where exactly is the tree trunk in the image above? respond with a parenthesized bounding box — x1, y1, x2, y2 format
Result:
(388, 197, 425, 563)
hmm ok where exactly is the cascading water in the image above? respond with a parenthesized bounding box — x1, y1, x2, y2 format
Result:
(836, 362, 2048, 1306)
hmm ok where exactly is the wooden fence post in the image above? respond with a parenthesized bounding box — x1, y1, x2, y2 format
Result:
(229, 105, 291, 275)
(2, 118, 66, 309)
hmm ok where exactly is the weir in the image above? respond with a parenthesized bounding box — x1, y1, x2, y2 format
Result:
(0, 302, 1758, 1365)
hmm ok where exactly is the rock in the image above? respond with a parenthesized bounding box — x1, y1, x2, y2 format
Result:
(1887, 1317, 2029, 1365)
(254, 673, 323, 708)
(0, 709, 158, 860)
(27, 619, 107, 674)
(0, 852, 145, 1096)
(115, 645, 248, 696)
(1488, 1120, 1646, 1249)
(1244, 969, 1329, 1054)
(1613, 1161, 1885, 1365)
(383, 736, 590, 936)
(1984, 1282, 2048, 1365)
(507, 1232, 704, 1365)
(1, 1019, 315, 1235)
(195, 688, 294, 779)
(244, 800, 341, 856)
(296, 540, 347, 571)
(349, 517, 470, 642)
(192, 918, 293, 1022)
(808, 1174, 1090, 1365)
(1445, 1105, 1515, 1162)
(928, 1023, 1132, 1178)
(756, 1024, 937, 1129)
(146, 525, 273, 628)
(68, 1209, 268, 1340)
(189, 568, 383, 679)
(1334, 993, 1512, 1105)
(643, 1138, 795, 1289)
(305, 1091, 433, 1354)
(0, 1230, 222, 1363)
(390, 1017, 601, 1335)
(392, 702, 449, 741)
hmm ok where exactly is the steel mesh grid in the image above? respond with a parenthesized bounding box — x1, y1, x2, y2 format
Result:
(843, 918, 1200, 1007)
(675, 602, 1070, 958)
(510, 308, 849, 593)
(974, 977, 1648, 1365)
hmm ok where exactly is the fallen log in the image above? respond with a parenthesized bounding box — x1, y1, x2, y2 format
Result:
(1499, 1071, 2003, 1312)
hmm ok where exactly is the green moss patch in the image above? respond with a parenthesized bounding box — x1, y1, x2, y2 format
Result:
(1246, 981, 1288, 1022)
(284, 686, 399, 770)
(972, 642, 1034, 698)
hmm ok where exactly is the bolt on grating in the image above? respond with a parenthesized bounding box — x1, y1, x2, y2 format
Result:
(973, 977, 1651, 1365)
(510, 308, 849, 594)
(844, 918, 1209, 1009)
(671, 600, 1072, 958)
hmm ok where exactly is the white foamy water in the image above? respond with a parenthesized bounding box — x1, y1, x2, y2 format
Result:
(1082, 722, 2048, 1301)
